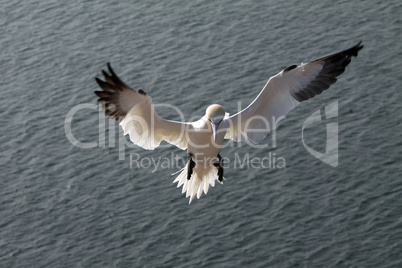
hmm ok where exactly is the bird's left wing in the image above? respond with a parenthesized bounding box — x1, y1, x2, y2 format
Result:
(224, 42, 363, 143)
(95, 63, 189, 150)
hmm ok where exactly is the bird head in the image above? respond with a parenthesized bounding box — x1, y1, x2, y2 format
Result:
(205, 104, 225, 143)
(206, 104, 225, 123)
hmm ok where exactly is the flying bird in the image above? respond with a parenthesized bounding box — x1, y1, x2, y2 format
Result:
(94, 42, 363, 203)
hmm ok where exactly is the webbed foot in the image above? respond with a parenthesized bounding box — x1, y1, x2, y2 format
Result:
(214, 154, 224, 182)
(187, 153, 196, 180)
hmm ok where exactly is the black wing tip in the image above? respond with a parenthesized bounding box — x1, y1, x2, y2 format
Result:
(315, 41, 364, 63)
(95, 77, 103, 84)
(101, 69, 109, 78)
(94, 77, 118, 91)
(94, 63, 136, 122)
(345, 41, 364, 57)
(107, 62, 117, 77)
(100, 62, 134, 91)
(94, 90, 104, 97)
(355, 40, 364, 50)
(293, 41, 363, 103)
(94, 77, 107, 89)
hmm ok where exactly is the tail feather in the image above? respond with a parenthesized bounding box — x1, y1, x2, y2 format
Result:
(173, 163, 222, 204)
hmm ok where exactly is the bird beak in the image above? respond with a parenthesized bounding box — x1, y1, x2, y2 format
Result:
(212, 122, 220, 143)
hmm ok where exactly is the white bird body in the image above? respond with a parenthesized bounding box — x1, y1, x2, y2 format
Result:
(187, 117, 224, 162)
(95, 42, 363, 203)
(173, 109, 229, 203)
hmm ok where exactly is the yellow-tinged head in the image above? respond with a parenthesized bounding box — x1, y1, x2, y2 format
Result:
(205, 104, 226, 124)
(205, 104, 226, 143)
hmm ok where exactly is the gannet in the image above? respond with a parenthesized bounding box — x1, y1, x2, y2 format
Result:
(95, 42, 363, 203)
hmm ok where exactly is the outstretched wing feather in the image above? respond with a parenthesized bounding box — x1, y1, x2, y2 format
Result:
(94, 63, 188, 150)
(225, 42, 363, 143)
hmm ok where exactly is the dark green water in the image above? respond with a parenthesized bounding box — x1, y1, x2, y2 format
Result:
(1, 1, 401, 267)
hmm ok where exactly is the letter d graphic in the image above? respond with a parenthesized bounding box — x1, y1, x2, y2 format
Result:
(302, 100, 338, 167)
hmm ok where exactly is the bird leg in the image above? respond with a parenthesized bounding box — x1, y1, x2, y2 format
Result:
(187, 153, 196, 180)
(214, 154, 224, 182)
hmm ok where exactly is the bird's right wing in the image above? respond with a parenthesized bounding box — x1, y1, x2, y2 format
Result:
(224, 42, 363, 144)
(95, 63, 189, 150)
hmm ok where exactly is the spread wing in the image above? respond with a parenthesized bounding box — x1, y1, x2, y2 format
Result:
(224, 41, 363, 143)
(95, 63, 189, 150)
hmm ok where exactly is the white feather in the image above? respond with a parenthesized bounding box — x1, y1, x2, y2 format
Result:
(173, 162, 221, 204)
